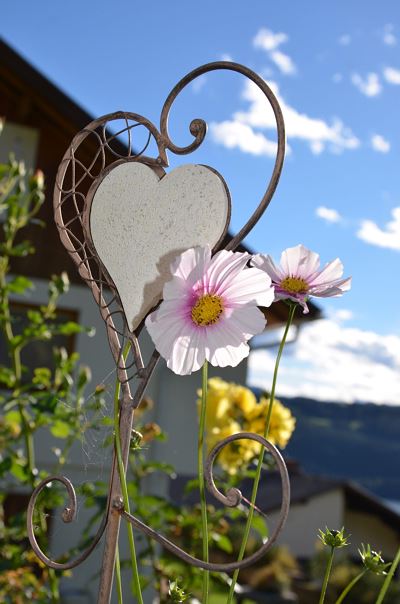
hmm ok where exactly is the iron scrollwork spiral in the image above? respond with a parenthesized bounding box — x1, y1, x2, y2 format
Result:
(27, 475, 108, 570)
(121, 432, 290, 572)
(27, 61, 288, 600)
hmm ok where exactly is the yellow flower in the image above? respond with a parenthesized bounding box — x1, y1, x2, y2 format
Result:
(206, 421, 254, 475)
(197, 378, 257, 431)
(246, 397, 296, 450)
(227, 383, 257, 418)
(199, 378, 296, 474)
(197, 377, 231, 431)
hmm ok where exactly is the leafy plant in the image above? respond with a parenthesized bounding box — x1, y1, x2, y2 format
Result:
(0, 142, 106, 602)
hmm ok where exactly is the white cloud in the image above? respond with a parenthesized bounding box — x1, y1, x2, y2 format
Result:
(332, 73, 343, 83)
(229, 80, 359, 155)
(382, 24, 397, 46)
(383, 66, 400, 84)
(331, 309, 354, 322)
(351, 72, 382, 97)
(357, 207, 400, 251)
(338, 34, 351, 46)
(220, 53, 233, 62)
(249, 319, 400, 404)
(309, 141, 324, 155)
(371, 134, 390, 153)
(210, 120, 278, 157)
(191, 75, 207, 94)
(270, 50, 297, 75)
(315, 206, 342, 223)
(253, 27, 297, 76)
(253, 28, 288, 51)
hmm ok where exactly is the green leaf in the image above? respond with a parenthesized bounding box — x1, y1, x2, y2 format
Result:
(7, 276, 33, 294)
(4, 410, 21, 433)
(77, 365, 91, 390)
(26, 309, 42, 324)
(140, 460, 176, 477)
(251, 515, 269, 540)
(32, 367, 52, 388)
(5, 241, 35, 257)
(34, 393, 58, 413)
(0, 367, 16, 388)
(212, 532, 233, 554)
(49, 272, 70, 296)
(50, 420, 72, 439)
(0, 457, 12, 477)
(10, 459, 28, 481)
(184, 478, 199, 494)
(55, 322, 86, 335)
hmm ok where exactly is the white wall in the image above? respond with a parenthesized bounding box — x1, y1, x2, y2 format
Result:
(267, 489, 344, 558)
(344, 507, 399, 559)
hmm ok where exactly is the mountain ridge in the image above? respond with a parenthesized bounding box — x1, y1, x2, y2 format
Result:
(265, 395, 400, 500)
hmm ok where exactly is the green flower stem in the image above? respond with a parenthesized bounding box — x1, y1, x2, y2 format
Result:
(115, 546, 123, 604)
(198, 360, 210, 604)
(47, 569, 60, 603)
(376, 545, 400, 604)
(319, 547, 335, 604)
(334, 569, 367, 603)
(113, 343, 143, 604)
(227, 304, 296, 603)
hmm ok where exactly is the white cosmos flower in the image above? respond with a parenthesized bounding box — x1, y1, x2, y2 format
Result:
(145, 246, 274, 375)
(252, 244, 351, 313)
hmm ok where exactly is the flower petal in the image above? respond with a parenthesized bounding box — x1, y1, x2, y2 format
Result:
(222, 266, 274, 307)
(205, 249, 251, 295)
(145, 309, 205, 375)
(308, 258, 344, 287)
(251, 253, 285, 284)
(163, 276, 189, 301)
(280, 244, 320, 279)
(205, 322, 250, 368)
(168, 329, 206, 375)
(170, 246, 211, 285)
(225, 305, 266, 340)
(310, 276, 352, 297)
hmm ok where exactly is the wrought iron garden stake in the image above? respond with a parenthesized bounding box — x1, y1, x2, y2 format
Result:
(27, 62, 290, 604)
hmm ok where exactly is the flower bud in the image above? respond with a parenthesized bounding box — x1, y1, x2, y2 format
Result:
(318, 527, 350, 549)
(141, 422, 162, 443)
(359, 543, 390, 575)
(30, 169, 44, 189)
(130, 429, 143, 450)
(168, 580, 190, 602)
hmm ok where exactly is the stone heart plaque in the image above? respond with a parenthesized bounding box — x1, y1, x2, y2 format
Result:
(88, 162, 230, 331)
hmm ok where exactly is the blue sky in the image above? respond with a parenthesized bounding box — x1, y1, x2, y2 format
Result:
(2, 1, 400, 403)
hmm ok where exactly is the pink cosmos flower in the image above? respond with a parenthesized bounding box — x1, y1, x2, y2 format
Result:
(145, 246, 274, 375)
(251, 244, 351, 313)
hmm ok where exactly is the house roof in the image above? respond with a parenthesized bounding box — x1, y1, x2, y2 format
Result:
(170, 460, 400, 534)
(0, 38, 320, 327)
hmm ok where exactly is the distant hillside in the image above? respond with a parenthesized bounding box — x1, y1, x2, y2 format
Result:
(274, 396, 400, 500)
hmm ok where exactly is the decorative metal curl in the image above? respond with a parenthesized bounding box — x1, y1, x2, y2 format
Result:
(26, 61, 288, 603)
(159, 61, 285, 252)
(120, 433, 290, 572)
(27, 475, 108, 570)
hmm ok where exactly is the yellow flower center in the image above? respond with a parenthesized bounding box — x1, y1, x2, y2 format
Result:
(191, 294, 224, 326)
(280, 276, 309, 294)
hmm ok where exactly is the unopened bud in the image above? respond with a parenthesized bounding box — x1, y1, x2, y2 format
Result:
(318, 527, 350, 549)
(30, 169, 44, 190)
(359, 543, 390, 575)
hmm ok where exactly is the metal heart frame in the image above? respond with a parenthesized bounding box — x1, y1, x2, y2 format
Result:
(27, 61, 288, 604)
